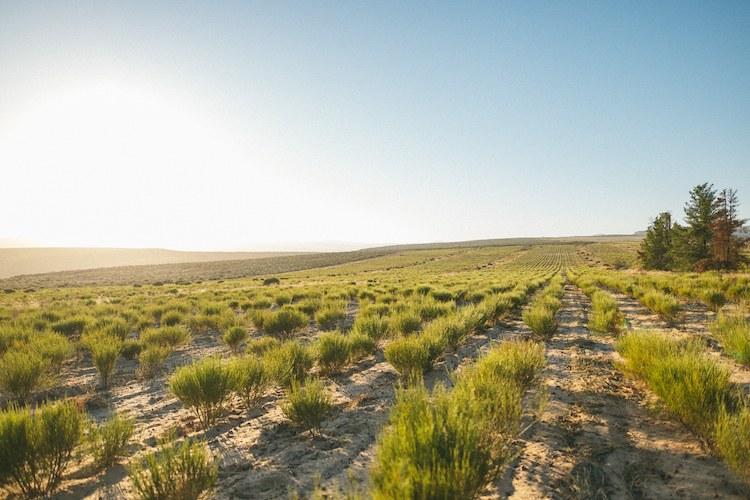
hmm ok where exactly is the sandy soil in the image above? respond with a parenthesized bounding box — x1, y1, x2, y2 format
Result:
(3, 282, 748, 500)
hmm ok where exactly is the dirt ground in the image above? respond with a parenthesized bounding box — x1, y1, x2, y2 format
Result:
(3, 281, 748, 500)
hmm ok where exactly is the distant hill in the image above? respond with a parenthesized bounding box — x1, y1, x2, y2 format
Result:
(0, 248, 309, 279)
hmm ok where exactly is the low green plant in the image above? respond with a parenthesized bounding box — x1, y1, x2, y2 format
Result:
(384, 335, 431, 382)
(389, 310, 422, 336)
(169, 356, 238, 428)
(246, 336, 282, 357)
(28, 332, 69, 374)
(88, 411, 136, 469)
(249, 309, 270, 331)
(316, 331, 351, 376)
(87, 335, 123, 389)
(122, 340, 144, 360)
(141, 326, 192, 349)
(223, 325, 248, 355)
(232, 356, 272, 408)
(160, 310, 184, 327)
(0, 399, 86, 498)
(264, 340, 315, 389)
(588, 291, 622, 334)
(715, 404, 750, 488)
(471, 339, 547, 392)
(137, 346, 172, 380)
(273, 292, 292, 307)
(710, 313, 750, 366)
(522, 305, 557, 340)
(127, 433, 218, 500)
(348, 331, 378, 361)
(315, 307, 347, 331)
(701, 289, 727, 312)
(281, 377, 335, 438)
(0, 349, 51, 403)
(351, 314, 390, 341)
(50, 316, 89, 338)
(263, 309, 309, 340)
(104, 318, 131, 341)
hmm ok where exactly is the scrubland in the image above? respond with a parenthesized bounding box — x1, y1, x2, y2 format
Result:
(1, 243, 750, 499)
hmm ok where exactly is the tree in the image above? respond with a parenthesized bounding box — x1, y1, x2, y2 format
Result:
(710, 188, 748, 271)
(670, 183, 717, 271)
(638, 212, 674, 270)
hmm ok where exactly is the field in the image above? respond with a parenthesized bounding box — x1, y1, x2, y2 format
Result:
(2, 242, 750, 499)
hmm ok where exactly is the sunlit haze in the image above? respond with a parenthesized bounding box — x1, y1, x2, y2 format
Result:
(1, 2, 748, 251)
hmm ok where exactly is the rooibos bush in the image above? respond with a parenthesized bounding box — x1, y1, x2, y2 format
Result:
(87, 335, 123, 389)
(351, 314, 390, 342)
(232, 356, 271, 408)
(141, 326, 192, 349)
(263, 309, 309, 340)
(223, 325, 248, 355)
(316, 331, 351, 376)
(169, 356, 238, 428)
(281, 377, 335, 438)
(710, 313, 750, 366)
(384, 336, 431, 382)
(264, 340, 315, 389)
(0, 349, 51, 403)
(0, 399, 86, 498)
(88, 411, 136, 469)
(137, 345, 172, 380)
(127, 433, 218, 500)
(314, 307, 347, 331)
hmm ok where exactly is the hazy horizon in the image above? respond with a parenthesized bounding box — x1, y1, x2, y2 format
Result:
(1, 2, 748, 252)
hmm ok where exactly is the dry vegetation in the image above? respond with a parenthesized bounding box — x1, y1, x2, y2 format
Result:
(2, 242, 750, 499)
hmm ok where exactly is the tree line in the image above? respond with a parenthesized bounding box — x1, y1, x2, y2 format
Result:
(638, 183, 748, 272)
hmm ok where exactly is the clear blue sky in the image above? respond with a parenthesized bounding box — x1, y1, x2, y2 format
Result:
(1, 1, 748, 251)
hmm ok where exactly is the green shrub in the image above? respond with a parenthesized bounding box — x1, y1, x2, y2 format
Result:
(701, 289, 727, 312)
(710, 313, 750, 366)
(351, 314, 390, 341)
(588, 291, 622, 334)
(263, 277, 280, 286)
(142, 326, 192, 349)
(249, 309, 270, 331)
(161, 310, 184, 327)
(122, 340, 144, 360)
(297, 298, 323, 317)
(281, 377, 335, 438)
(232, 356, 272, 408)
(88, 411, 136, 469)
(169, 356, 238, 428)
(246, 337, 282, 357)
(185, 314, 215, 335)
(28, 332, 69, 374)
(264, 340, 315, 389)
(263, 309, 309, 340)
(273, 292, 292, 307)
(223, 326, 248, 355)
(0, 349, 51, 403)
(137, 346, 172, 380)
(370, 382, 514, 500)
(127, 433, 218, 500)
(0, 399, 86, 498)
(50, 316, 89, 338)
(715, 405, 750, 488)
(522, 305, 557, 340)
(315, 307, 347, 331)
(616, 330, 737, 438)
(316, 331, 351, 376)
(389, 310, 422, 336)
(348, 331, 378, 361)
(104, 318, 131, 341)
(86, 334, 123, 389)
(471, 339, 547, 392)
(384, 336, 431, 382)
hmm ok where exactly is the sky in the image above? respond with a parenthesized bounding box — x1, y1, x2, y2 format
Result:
(1, 1, 748, 252)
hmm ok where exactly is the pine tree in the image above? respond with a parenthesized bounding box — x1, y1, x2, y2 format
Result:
(710, 188, 748, 271)
(670, 183, 716, 271)
(638, 212, 674, 270)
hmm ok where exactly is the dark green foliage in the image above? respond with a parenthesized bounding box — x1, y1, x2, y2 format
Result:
(122, 340, 144, 360)
(0, 399, 86, 498)
(638, 212, 674, 270)
(223, 325, 248, 355)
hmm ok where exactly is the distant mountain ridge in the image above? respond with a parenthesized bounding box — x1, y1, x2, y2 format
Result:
(0, 247, 309, 279)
